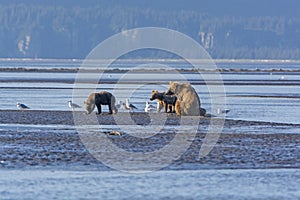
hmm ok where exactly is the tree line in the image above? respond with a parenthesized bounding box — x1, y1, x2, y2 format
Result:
(0, 3, 299, 59)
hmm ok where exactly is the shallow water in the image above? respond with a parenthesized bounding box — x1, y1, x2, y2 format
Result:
(0, 58, 299, 200)
(0, 60, 299, 124)
(0, 169, 299, 199)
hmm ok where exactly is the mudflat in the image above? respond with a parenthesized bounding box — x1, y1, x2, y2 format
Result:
(0, 110, 299, 170)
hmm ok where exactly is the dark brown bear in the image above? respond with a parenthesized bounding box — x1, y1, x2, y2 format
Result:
(85, 91, 118, 115)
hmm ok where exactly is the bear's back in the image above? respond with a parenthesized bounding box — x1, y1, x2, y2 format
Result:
(94, 91, 116, 106)
(168, 81, 202, 116)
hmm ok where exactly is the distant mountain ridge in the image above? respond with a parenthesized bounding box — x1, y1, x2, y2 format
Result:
(4, 0, 300, 17)
(0, 0, 299, 59)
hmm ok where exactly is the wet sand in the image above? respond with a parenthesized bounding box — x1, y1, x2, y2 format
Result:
(0, 110, 299, 170)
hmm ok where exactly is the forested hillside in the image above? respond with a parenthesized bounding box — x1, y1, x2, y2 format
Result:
(1, 0, 300, 59)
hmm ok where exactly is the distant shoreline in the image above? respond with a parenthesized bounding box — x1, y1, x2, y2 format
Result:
(0, 57, 300, 64)
(1, 67, 299, 73)
(1, 58, 300, 73)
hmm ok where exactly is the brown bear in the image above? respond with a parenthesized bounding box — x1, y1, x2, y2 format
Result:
(149, 90, 177, 113)
(85, 91, 118, 115)
(166, 81, 206, 116)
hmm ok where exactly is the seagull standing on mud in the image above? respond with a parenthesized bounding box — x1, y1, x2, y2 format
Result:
(124, 98, 137, 111)
(68, 100, 81, 110)
(217, 108, 230, 115)
(16, 102, 30, 111)
(116, 100, 123, 109)
(144, 101, 156, 112)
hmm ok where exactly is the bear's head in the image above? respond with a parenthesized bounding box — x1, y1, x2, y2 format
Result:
(150, 90, 159, 101)
(166, 81, 190, 95)
(85, 93, 96, 114)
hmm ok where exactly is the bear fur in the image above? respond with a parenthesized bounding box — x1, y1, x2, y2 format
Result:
(85, 91, 118, 115)
(150, 90, 177, 113)
(166, 81, 206, 116)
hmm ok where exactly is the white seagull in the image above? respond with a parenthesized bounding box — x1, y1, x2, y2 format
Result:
(68, 100, 81, 109)
(17, 102, 30, 110)
(217, 108, 230, 115)
(116, 100, 123, 109)
(124, 98, 137, 111)
(144, 101, 156, 112)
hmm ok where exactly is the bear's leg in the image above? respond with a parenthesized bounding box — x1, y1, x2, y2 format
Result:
(157, 101, 164, 113)
(175, 101, 181, 116)
(172, 102, 177, 113)
(171, 104, 176, 113)
(110, 96, 117, 114)
(164, 102, 168, 113)
(112, 105, 118, 114)
(96, 104, 102, 115)
(168, 104, 173, 113)
(108, 104, 113, 114)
